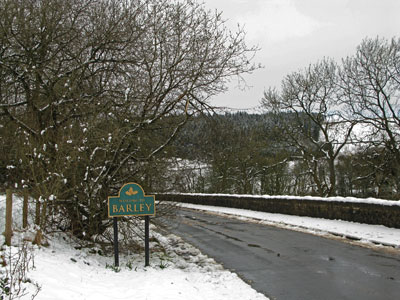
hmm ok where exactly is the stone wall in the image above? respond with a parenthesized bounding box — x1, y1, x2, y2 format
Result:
(155, 193, 400, 229)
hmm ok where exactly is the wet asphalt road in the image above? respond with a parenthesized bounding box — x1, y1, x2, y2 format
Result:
(167, 208, 400, 300)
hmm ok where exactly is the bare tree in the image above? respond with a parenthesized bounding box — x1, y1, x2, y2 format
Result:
(262, 59, 354, 196)
(0, 0, 258, 237)
(337, 37, 400, 197)
(340, 38, 400, 157)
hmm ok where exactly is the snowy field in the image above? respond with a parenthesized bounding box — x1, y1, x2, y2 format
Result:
(2, 194, 400, 300)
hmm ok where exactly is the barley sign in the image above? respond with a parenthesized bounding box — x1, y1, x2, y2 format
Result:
(108, 183, 155, 267)
(108, 183, 155, 217)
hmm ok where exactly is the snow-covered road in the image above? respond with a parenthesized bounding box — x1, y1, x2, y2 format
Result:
(171, 206, 400, 300)
(179, 203, 400, 248)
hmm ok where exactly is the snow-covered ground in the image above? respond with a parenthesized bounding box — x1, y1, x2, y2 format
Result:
(2, 194, 400, 300)
(19, 232, 267, 300)
(0, 194, 267, 300)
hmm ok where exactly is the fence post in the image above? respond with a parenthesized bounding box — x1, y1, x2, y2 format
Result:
(23, 190, 29, 229)
(5, 189, 13, 246)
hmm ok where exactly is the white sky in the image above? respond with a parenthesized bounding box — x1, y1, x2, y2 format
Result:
(202, 0, 400, 110)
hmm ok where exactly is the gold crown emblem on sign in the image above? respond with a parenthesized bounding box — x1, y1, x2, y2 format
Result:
(126, 187, 138, 196)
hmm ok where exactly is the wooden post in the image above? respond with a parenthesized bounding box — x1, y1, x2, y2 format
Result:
(23, 190, 29, 229)
(35, 197, 41, 226)
(5, 189, 13, 246)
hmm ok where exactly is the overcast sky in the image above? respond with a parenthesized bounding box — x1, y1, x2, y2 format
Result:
(202, 0, 400, 111)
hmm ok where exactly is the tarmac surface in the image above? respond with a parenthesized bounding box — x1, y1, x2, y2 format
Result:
(168, 208, 400, 300)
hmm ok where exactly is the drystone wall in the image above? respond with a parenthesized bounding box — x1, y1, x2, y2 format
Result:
(154, 193, 400, 229)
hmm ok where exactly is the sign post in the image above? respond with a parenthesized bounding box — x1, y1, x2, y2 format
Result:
(108, 183, 156, 267)
(113, 217, 119, 267)
(145, 215, 150, 267)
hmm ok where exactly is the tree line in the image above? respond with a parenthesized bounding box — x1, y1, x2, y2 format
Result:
(263, 37, 400, 199)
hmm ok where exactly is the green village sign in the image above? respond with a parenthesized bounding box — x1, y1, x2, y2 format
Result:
(108, 183, 155, 217)
(108, 183, 155, 267)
